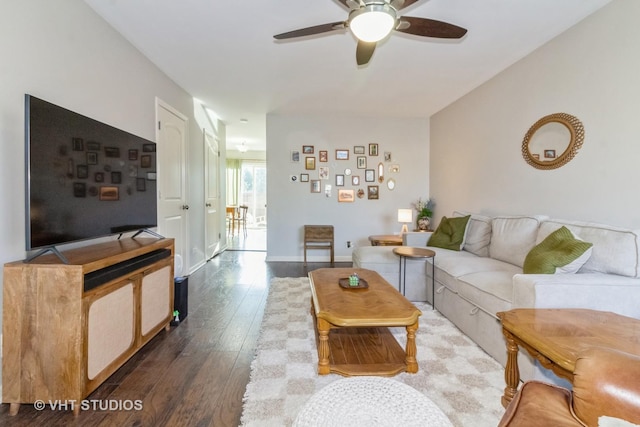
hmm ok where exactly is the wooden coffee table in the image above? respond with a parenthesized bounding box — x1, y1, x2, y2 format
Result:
(497, 308, 640, 407)
(308, 268, 422, 376)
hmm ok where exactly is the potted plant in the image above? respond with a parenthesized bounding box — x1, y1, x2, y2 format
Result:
(413, 198, 435, 231)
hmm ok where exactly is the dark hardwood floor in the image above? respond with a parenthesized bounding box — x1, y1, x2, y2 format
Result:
(0, 250, 350, 426)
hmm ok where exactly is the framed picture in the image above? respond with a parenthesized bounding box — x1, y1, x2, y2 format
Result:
(147, 171, 157, 180)
(310, 179, 321, 193)
(357, 156, 367, 169)
(86, 152, 98, 165)
(352, 175, 360, 186)
(94, 172, 104, 183)
(390, 164, 400, 173)
(319, 150, 328, 162)
(99, 186, 119, 201)
(129, 149, 138, 160)
(104, 146, 120, 158)
(72, 137, 84, 151)
(319, 166, 329, 179)
(77, 164, 88, 179)
(300, 173, 309, 182)
(141, 155, 152, 168)
(111, 171, 122, 184)
(544, 149, 556, 159)
(384, 152, 392, 162)
(302, 145, 314, 154)
(136, 177, 146, 191)
(354, 145, 365, 155)
(143, 143, 156, 152)
(365, 169, 375, 182)
(290, 150, 300, 162)
(367, 185, 379, 200)
(86, 141, 100, 151)
(338, 189, 355, 203)
(305, 156, 316, 170)
(335, 174, 345, 186)
(335, 149, 349, 160)
(73, 182, 86, 198)
(369, 143, 379, 156)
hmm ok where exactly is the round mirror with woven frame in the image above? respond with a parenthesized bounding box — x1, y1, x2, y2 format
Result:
(522, 112, 585, 170)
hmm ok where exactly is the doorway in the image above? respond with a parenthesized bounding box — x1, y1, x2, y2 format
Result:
(226, 159, 266, 251)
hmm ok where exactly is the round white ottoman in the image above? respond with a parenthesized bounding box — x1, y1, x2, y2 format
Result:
(293, 376, 453, 427)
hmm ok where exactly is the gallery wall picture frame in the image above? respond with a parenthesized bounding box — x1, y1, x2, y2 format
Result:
(335, 149, 349, 160)
(319, 150, 328, 162)
(384, 152, 392, 162)
(302, 145, 314, 154)
(94, 172, 104, 183)
(73, 182, 86, 197)
(305, 156, 316, 170)
(335, 174, 345, 186)
(365, 169, 375, 182)
(338, 189, 355, 202)
(369, 143, 379, 156)
(143, 143, 156, 152)
(77, 164, 88, 179)
(291, 150, 300, 162)
(87, 152, 98, 165)
(104, 147, 120, 158)
(310, 179, 321, 193)
(357, 156, 367, 169)
(352, 175, 360, 186)
(111, 171, 122, 184)
(544, 149, 556, 159)
(99, 186, 119, 201)
(390, 164, 400, 173)
(136, 177, 146, 191)
(367, 185, 379, 200)
(141, 155, 152, 168)
(300, 173, 309, 182)
(86, 141, 100, 151)
(72, 138, 84, 151)
(128, 149, 138, 160)
(354, 145, 365, 155)
(319, 166, 329, 179)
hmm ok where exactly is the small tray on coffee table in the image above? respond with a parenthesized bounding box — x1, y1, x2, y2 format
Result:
(338, 278, 369, 289)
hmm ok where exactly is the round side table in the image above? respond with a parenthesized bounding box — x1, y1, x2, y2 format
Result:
(393, 247, 436, 309)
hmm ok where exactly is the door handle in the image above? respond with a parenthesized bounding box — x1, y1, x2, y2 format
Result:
(205, 203, 211, 207)
(182, 204, 190, 210)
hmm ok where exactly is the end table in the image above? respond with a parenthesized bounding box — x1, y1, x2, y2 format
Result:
(393, 247, 436, 309)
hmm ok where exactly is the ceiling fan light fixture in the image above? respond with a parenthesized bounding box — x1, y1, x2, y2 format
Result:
(349, 4, 397, 43)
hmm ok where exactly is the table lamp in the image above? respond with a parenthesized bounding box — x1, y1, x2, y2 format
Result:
(397, 209, 413, 234)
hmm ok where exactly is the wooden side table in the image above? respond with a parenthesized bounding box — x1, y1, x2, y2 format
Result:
(368, 234, 403, 246)
(392, 247, 436, 309)
(497, 308, 640, 408)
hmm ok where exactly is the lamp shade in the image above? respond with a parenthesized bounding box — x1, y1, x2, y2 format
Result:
(349, 4, 397, 43)
(398, 209, 412, 224)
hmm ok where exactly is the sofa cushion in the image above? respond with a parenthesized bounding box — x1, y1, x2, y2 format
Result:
(537, 219, 640, 278)
(490, 215, 548, 268)
(453, 211, 492, 257)
(456, 268, 521, 314)
(523, 226, 593, 274)
(428, 215, 471, 251)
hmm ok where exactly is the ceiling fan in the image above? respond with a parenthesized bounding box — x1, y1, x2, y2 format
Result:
(273, 0, 467, 66)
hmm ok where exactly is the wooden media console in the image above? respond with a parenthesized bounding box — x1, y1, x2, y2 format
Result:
(2, 237, 175, 415)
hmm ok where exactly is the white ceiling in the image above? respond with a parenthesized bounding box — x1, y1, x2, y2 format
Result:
(84, 0, 610, 153)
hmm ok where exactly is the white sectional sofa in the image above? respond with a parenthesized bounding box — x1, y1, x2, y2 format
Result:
(352, 212, 640, 380)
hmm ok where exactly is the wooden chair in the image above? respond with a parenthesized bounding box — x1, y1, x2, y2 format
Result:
(233, 205, 249, 237)
(304, 225, 334, 266)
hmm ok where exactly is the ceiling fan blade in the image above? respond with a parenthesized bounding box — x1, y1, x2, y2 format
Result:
(336, 0, 360, 9)
(274, 22, 346, 40)
(391, 0, 422, 11)
(396, 17, 467, 39)
(356, 41, 376, 66)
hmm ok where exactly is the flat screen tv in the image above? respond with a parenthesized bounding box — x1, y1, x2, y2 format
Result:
(25, 94, 158, 259)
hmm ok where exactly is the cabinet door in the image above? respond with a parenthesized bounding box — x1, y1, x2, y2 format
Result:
(140, 263, 173, 339)
(86, 281, 135, 381)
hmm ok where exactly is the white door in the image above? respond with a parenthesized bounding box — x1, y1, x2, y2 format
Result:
(204, 129, 220, 259)
(156, 100, 188, 273)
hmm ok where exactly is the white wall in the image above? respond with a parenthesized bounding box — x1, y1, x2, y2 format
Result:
(430, 0, 640, 229)
(266, 113, 430, 261)
(0, 0, 219, 345)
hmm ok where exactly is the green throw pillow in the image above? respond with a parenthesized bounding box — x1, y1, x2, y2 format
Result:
(427, 215, 471, 251)
(523, 226, 593, 274)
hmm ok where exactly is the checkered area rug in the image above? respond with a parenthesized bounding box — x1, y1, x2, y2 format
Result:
(240, 277, 505, 427)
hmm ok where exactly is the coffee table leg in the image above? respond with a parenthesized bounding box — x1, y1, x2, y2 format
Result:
(317, 318, 331, 375)
(502, 329, 520, 407)
(405, 321, 419, 373)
